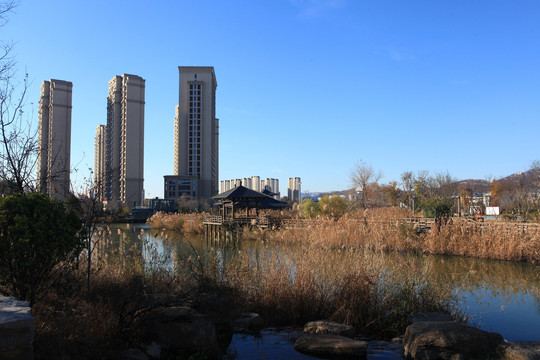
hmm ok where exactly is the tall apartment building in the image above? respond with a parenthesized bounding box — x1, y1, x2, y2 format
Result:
(173, 66, 219, 203)
(104, 74, 145, 207)
(37, 79, 72, 201)
(220, 176, 261, 193)
(288, 177, 302, 203)
(94, 125, 107, 201)
(261, 178, 280, 199)
(220, 176, 280, 199)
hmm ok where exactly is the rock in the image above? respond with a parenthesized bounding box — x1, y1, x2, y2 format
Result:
(232, 312, 264, 330)
(501, 341, 540, 360)
(139, 306, 218, 357)
(367, 340, 404, 359)
(403, 321, 504, 359)
(144, 341, 161, 359)
(408, 312, 453, 324)
(295, 334, 368, 359)
(0, 295, 34, 360)
(304, 320, 356, 338)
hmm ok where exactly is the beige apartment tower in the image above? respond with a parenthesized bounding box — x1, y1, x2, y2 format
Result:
(288, 177, 301, 203)
(173, 66, 219, 203)
(94, 125, 107, 201)
(105, 74, 145, 207)
(37, 79, 72, 201)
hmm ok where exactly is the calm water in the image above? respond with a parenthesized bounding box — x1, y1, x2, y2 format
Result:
(102, 224, 540, 342)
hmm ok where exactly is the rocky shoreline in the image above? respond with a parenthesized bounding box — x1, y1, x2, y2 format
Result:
(2, 295, 539, 359)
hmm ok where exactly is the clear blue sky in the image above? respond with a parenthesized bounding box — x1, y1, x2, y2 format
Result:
(4, 0, 540, 197)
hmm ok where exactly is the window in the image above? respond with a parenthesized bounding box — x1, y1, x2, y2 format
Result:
(194, 74, 197, 79)
(189, 85, 193, 89)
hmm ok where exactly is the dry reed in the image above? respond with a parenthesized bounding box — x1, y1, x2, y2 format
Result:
(147, 212, 205, 233)
(267, 209, 540, 263)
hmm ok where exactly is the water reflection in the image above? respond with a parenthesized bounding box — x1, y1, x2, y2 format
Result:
(101, 224, 540, 341)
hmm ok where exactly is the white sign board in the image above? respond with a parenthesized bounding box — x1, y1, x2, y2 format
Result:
(486, 206, 500, 216)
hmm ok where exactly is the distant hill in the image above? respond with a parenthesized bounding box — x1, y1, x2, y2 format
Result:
(308, 169, 538, 198)
(454, 179, 490, 193)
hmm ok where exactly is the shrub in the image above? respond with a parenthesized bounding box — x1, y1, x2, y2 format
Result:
(0, 193, 83, 305)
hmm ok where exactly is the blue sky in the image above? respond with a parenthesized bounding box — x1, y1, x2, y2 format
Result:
(3, 0, 540, 197)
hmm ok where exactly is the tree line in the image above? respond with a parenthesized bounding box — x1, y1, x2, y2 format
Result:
(300, 160, 540, 221)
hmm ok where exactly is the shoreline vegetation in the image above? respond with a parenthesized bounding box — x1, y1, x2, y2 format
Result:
(30, 212, 460, 358)
(20, 207, 539, 358)
(148, 208, 540, 264)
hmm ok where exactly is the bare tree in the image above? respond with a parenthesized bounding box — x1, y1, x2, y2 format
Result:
(400, 171, 414, 210)
(67, 170, 105, 290)
(0, 0, 37, 195)
(350, 160, 382, 209)
(530, 160, 540, 211)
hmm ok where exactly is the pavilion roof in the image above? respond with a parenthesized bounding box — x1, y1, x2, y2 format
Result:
(212, 185, 273, 200)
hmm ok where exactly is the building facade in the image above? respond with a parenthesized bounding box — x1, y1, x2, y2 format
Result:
(104, 74, 145, 207)
(94, 125, 107, 201)
(220, 176, 280, 199)
(288, 177, 302, 203)
(37, 79, 72, 200)
(173, 66, 219, 204)
(163, 175, 198, 200)
(261, 178, 280, 199)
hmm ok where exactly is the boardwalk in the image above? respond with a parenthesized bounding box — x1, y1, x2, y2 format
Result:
(203, 215, 274, 228)
(204, 215, 540, 234)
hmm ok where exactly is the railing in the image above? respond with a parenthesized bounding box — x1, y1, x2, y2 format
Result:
(203, 215, 223, 225)
(205, 215, 540, 233)
(203, 215, 274, 227)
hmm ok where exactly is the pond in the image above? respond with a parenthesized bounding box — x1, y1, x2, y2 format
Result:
(101, 223, 540, 343)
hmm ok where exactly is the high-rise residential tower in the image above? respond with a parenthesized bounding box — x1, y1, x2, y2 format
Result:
(261, 178, 280, 199)
(37, 79, 72, 200)
(105, 74, 145, 207)
(288, 177, 302, 203)
(173, 66, 219, 203)
(94, 125, 107, 201)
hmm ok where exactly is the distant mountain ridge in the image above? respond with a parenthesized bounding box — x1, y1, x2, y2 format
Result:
(309, 169, 538, 197)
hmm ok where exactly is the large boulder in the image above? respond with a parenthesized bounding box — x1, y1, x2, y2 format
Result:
(304, 320, 356, 338)
(0, 296, 34, 360)
(403, 321, 504, 359)
(139, 306, 218, 357)
(408, 312, 453, 324)
(502, 341, 540, 360)
(295, 334, 368, 359)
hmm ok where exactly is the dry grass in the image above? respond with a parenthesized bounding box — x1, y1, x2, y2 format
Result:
(266, 208, 540, 263)
(147, 212, 205, 234)
(215, 243, 456, 337)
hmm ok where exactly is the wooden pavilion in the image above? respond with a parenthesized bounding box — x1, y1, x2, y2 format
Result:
(206, 185, 287, 227)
